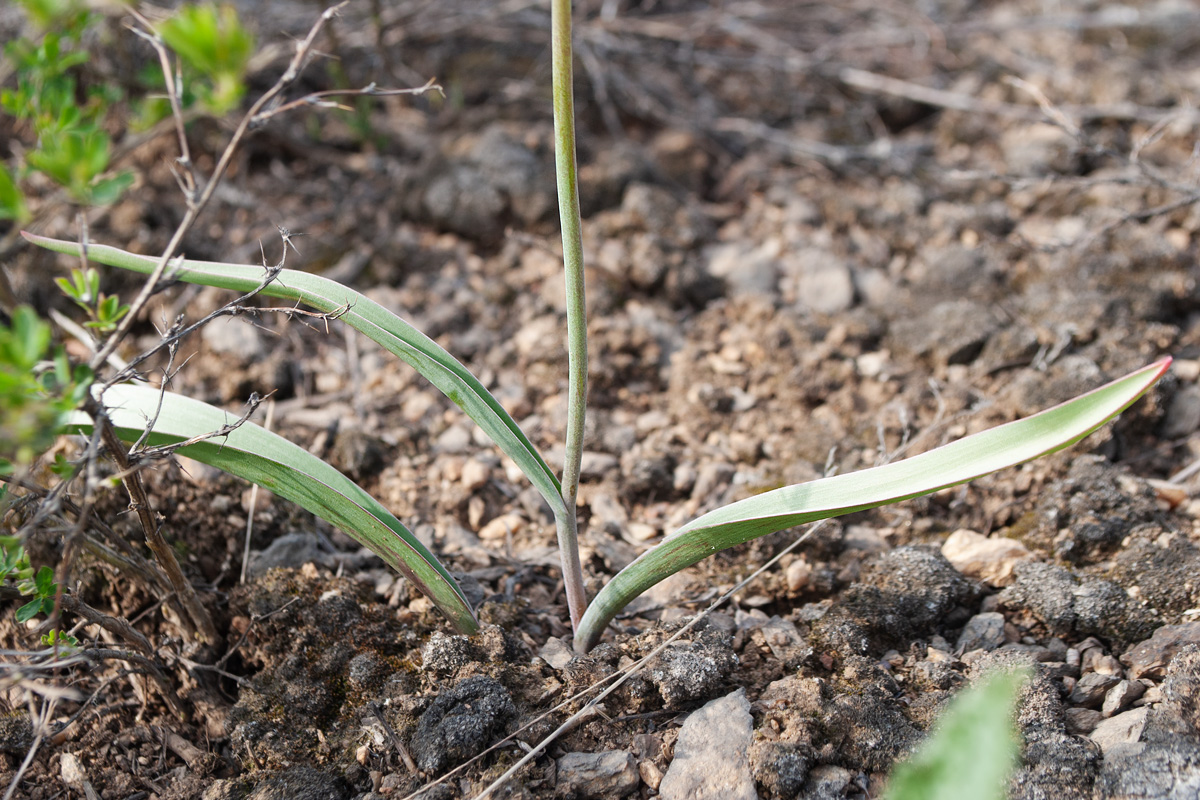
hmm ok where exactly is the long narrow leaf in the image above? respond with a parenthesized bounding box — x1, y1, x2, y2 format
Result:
(25, 233, 566, 523)
(577, 359, 1171, 650)
(68, 383, 479, 634)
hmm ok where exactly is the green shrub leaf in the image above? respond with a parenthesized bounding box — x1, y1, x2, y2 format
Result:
(15, 599, 42, 623)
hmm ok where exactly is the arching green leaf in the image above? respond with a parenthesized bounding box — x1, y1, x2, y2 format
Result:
(68, 383, 478, 633)
(576, 359, 1170, 651)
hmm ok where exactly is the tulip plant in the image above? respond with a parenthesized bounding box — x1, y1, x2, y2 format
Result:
(25, 0, 1169, 653)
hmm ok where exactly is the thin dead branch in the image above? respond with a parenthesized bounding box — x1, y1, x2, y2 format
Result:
(87, 1, 352, 373)
(87, 396, 221, 648)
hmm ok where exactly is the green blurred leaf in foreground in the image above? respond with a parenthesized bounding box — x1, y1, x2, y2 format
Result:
(885, 670, 1029, 800)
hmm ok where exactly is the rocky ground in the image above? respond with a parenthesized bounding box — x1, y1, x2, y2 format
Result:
(4, 0, 1200, 798)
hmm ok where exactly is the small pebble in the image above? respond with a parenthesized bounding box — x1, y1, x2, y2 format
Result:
(556, 751, 639, 799)
(1064, 707, 1104, 735)
(1088, 707, 1149, 754)
(1069, 672, 1122, 708)
(461, 458, 491, 491)
(1101, 680, 1146, 717)
(786, 558, 813, 592)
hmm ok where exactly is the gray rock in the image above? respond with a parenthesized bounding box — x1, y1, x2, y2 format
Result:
(910, 243, 995, 299)
(434, 425, 473, 454)
(842, 525, 889, 554)
(201, 779, 242, 800)
(665, 255, 725, 309)
(977, 324, 1041, 374)
(1011, 355, 1104, 417)
(579, 140, 652, 214)
(1000, 122, 1076, 175)
(623, 453, 677, 501)
(690, 462, 736, 506)
(407, 125, 555, 241)
(579, 451, 619, 479)
(659, 689, 756, 800)
(1122, 623, 1200, 680)
(450, 572, 486, 611)
(1102, 680, 1146, 717)
(245, 767, 351, 800)
(329, 428, 385, 480)
(539, 637, 574, 671)
(422, 164, 506, 240)
(785, 247, 856, 314)
(202, 316, 265, 359)
(591, 527, 639, 572)
(888, 299, 999, 366)
(59, 753, 91, 795)
(248, 532, 335, 577)
(1069, 672, 1122, 709)
(760, 616, 813, 669)
(407, 785, 454, 800)
(409, 675, 515, 774)
(705, 242, 778, 297)
(1090, 707, 1150, 755)
(956, 612, 1006, 653)
(438, 521, 491, 566)
(1094, 647, 1200, 797)
(1064, 707, 1104, 735)
(555, 751, 639, 799)
(471, 125, 554, 226)
(621, 182, 682, 233)
(1093, 737, 1200, 799)
(517, 487, 555, 524)
(1163, 384, 1200, 438)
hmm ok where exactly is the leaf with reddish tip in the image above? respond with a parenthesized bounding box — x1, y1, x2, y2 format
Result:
(576, 359, 1171, 651)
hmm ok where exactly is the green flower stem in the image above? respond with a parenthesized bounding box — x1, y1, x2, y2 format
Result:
(551, 0, 589, 633)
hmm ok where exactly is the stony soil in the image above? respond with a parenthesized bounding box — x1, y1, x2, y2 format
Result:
(4, 1, 1200, 798)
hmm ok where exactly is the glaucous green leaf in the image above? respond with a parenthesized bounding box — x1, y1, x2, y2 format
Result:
(24, 234, 566, 524)
(67, 383, 478, 634)
(576, 359, 1170, 650)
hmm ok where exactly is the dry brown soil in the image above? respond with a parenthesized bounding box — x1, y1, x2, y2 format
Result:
(3, 1, 1200, 798)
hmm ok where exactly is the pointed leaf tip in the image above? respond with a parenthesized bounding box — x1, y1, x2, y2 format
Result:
(576, 358, 1170, 651)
